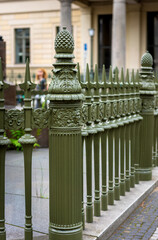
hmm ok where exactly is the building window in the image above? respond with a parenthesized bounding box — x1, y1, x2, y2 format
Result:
(98, 15, 112, 70)
(15, 28, 30, 64)
(147, 12, 158, 69)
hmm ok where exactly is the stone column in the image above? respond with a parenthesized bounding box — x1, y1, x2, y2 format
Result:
(59, 0, 72, 33)
(112, 0, 126, 70)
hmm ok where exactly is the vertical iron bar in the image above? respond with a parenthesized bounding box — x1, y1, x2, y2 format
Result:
(19, 59, 36, 240)
(0, 58, 10, 240)
(125, 124, 130, 192)
(108, 128, 114, 205)
(86, 134, 93, 223)
(101, 131, 108, 210)
(114, 127, 120, 200)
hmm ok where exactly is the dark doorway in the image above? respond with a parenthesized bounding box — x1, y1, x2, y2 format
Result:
(98, 14, 112, 70)
(147, 12, 158, 68)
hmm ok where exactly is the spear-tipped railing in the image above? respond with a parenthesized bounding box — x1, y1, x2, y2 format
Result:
(1, 28, 158, 240)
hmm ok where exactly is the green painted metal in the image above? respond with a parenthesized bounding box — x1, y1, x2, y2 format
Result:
(100, 65, 108, 210)
(134, 70, 142, 184)
(125, 124, 130, 192)
(93, 64, 104, 216)
(18, 59, 36, 240)
(86, 134, 93, 223)
(114, 124, 120, 201)
(155, 71, 158, 166)
(120, 69, 126, 196)
(2, 27, 157, 240)
(78, 63, 86, 230)
(130, 70, 136, 188)
(108, 67, 117, 205)
(0, 58, 10, 240)
(124, 70, 131, 192)
(47, 27, 83, 240)
(81, 64, 96, 223)
(113, 68, 121, 201)
(101, 131, 108, 210)
(139, 52, 156, 181)
(153, 71, 158, 167)
(81, 135, 86, 230)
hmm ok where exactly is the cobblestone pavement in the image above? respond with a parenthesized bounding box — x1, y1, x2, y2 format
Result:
(108, 187, 158, 240)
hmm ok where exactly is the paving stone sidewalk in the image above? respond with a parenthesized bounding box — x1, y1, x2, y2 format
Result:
(108, 187, 158, 240)
(5, 150, 158, 240)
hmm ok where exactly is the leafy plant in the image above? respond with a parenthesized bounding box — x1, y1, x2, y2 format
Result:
(10, 129, 25, 151)
(34, 142, 40, 148)
(8, 129, 40, 151)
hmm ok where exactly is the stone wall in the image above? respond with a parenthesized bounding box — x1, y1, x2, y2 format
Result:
(0, 0, 81, 84)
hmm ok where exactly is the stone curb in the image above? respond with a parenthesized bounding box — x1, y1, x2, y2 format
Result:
(83, 167, 158, 240)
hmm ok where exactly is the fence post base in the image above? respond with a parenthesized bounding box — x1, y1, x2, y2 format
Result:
(49, 227, 82, 240)
(0, 232, 6, 240)
(139, 168, 152, 181)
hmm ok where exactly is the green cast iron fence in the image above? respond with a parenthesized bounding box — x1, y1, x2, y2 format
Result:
(0, 28, 158, 240)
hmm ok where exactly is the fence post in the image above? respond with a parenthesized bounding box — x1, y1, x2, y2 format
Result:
(0, 59, 10, 240)
(48, 27, 83, 240)
(139, 51, 156, 180)
(19, 60, 36, 240)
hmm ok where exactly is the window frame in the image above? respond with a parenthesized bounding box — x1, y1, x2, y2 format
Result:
(15, 28, 30, 64)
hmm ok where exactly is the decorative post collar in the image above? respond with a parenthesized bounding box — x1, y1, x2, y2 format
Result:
(47, 27, 83, 101)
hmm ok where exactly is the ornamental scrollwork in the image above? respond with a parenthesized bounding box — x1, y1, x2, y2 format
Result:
(137, 98, 142, 112)
(91, 103, 97, 122)
(106, 102, 111, 119)
(113, 101, 117, 117)
(82, 104, 88, 124)
(5, 109, 24, 130)
(124, 100, 129, 115)
(134, 99, 137, 113)
(99, 102, 104, 120)
(156, 97, 158, 109)
(48, 67, 81, 94)
(142, 98, 155, 111)
(52, 108, 81, 127)
(118, 101, 123, 116)
(32, 108, 50, 129)
(129, 100, 133, 113)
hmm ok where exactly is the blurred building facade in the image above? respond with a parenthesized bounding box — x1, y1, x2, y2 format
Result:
(0, 0, 158, 81)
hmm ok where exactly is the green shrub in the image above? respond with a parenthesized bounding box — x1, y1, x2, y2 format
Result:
(8, 129, 40, 151)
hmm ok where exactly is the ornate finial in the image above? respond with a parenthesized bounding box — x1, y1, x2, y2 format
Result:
(125, 69, 130, 84)
(141, 51, 153, 69)
(94, 64, 99, 87)
(131, 69, 135, 85)
(85, 63, 91, 96)
(54, 27, 74, 58)
(48, 27, 83, 100)
(139, 52, 155, 91)
(77, 63, 81, 84)
(19, 59, 36, 96)
(109, 66, 113, 86)
(120, 68, 125, 91)
(113, 67, 119, 84)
